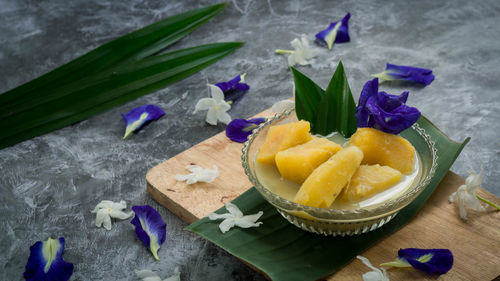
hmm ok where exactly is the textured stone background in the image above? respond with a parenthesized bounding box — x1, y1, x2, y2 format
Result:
(1, 0, 499, 280)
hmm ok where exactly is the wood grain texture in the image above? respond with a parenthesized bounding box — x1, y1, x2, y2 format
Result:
(146, 110, 500, 281)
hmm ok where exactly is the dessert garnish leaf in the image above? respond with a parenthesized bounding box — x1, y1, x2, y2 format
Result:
(292, 61, 357, 137)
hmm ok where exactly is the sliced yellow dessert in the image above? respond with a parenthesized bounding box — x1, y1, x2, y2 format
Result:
(293, 146, 363, 208)
(348, 127, 415, 174)
(256, 120, 312, 165)
(338, 164, 403, 202)
(275, 137, 342, 184)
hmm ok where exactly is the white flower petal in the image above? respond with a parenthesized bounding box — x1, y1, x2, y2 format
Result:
(240, 211, 264, 224)
(224, 202, 244, 217)
(95, 209, 109, 228)
(207, 213, 232, 220)
(218, 218, 236, 233)
(217, 101, 231, 112)
(135, 269, 163, 281)
(208, 84, 225, 102)
(357, 256, 390, 281)
(109, 210, 133, 220)
(91, 200, 115, 212)
(235, 216, 263, 229)
(194, 98, 215, 113)
(205, 107, 219, 125)
(450, 170, 487, 220)
(175, 174, 190, 181)
(102, 213, 113, 230)
(186, 176, 198, 184)
(271, 99, 295, 113)
(217, 112, 232, 125)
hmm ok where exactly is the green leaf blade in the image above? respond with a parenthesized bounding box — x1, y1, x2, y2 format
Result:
(290, 67, 324, 133)
(323, 61, 357, 138)
(0, 42, 243, 149)
(0, 3, 228, 107)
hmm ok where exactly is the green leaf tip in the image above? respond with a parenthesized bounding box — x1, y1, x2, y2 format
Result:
(292, 61, 357, 138)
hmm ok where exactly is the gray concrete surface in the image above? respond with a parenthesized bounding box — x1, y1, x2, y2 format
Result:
(1, 0, 499, 280)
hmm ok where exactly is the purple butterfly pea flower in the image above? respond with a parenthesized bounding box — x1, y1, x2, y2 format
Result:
(24, 237, 74, 281)
(355, 78, 420, 134)
(130, 205, 167, 261)
(121, 104, 165, 139)
(372, 63, 435, 85)
(315, 13, 351, 50)
(382, 248, 454, 275)
(225, 118, 266, 143)
(215, 73, 250, 103)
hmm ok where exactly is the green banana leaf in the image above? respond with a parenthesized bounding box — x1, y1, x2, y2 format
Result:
(186, 116, 469, 281)
(0, 3, 244, 149)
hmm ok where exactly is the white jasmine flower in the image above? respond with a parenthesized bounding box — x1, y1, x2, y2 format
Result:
(449, 170, 486, 220)
(194, 84, 232, 125)
(91, 200, 133, 230)
(207, 202, 263, 233)
(175, 165, 219, 184)
(135, 267, 180, 281)
(275, 34, 319, 66)
(357, 256, 390, 281)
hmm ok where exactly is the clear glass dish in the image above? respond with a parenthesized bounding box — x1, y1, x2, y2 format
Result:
(242, 110, 438, 236)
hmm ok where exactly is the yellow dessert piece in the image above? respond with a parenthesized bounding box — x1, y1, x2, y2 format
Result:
(275, 137, 342, 184)
(256, 120, 312, 165)
(348, 127, 415, 174)
(338, 164, 403, 202)
(293, 146, 363, 208)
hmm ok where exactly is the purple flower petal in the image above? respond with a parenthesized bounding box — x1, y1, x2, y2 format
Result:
(121, 104, 165, 139)
(315, 13, 351, 49)
(24, 237, 74, 281)
(225, 118, 266, 143)
(355, 78, 420, 134)
(130, 205, 167, 260)
(399, 248, 454, 275)
(215, 74, 250, 102)
(373, 63, 435, 85)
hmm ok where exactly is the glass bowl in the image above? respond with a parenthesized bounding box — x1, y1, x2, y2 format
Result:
(242, 109, 438, 236)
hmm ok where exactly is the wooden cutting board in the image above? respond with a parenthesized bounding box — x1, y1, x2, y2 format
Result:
(146, 110, 500, 281)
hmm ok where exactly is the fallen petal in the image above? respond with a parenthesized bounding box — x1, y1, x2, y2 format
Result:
(398, 248, 453, 275)
(225, 118, 266, 142)
(131, 205, 167, 260)
(24, 237, 74, 281)
(122, 104, 165, 139)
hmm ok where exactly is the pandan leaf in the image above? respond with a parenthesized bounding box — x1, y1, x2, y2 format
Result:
(0, 42, 243, 149)
(290, 67, 324, 132)
(0, 3, 244, 149)
(319, 61, 357, 137)
(291, 61, 357, 137)
(0, 3, 228, 109)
